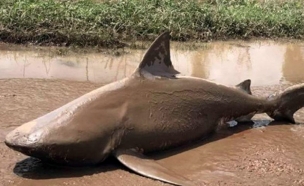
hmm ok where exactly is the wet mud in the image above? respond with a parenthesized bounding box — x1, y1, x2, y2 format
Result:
(1, 40, 304, 186)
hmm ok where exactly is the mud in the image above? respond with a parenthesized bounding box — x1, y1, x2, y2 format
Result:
(1, 40, 304, 186)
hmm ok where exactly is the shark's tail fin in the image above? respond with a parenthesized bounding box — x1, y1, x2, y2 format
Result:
(267, 83, 304, 124)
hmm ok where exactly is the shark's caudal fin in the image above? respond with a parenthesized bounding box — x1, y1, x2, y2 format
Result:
(134, 32, 180, 79)
(267, 83, 304, 124)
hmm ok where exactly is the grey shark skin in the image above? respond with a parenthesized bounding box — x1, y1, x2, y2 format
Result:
(5, 32, 304, 186)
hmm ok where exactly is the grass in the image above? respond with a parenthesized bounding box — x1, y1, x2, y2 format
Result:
(0, 0, 303, 48)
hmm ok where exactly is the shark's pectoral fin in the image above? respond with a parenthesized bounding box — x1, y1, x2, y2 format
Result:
(114, 148, 194, 186)
(133, 32, 180, 79)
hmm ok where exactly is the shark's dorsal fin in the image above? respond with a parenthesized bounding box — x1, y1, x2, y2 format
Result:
(134, 32, 180, 79)
(235, 79, 252, 94)
(234, 79, 255, 123)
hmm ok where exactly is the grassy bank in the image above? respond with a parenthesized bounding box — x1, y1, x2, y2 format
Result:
(0, 0, 303, 48)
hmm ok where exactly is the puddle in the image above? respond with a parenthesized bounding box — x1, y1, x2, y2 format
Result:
(0, 40, 303, 86)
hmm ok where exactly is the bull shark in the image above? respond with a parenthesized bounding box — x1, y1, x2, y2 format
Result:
(5, 32, 304, 186)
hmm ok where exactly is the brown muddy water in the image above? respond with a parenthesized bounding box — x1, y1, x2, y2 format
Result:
(0, 40, 304, 186)
(1, 40, 304, 86)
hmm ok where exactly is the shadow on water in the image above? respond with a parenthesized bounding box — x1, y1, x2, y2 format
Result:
(12, 119, 293, 180)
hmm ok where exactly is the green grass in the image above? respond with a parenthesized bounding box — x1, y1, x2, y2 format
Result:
(0, 0, 303, 48)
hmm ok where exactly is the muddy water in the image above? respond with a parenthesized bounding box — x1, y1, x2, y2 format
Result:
(0, 41, 304, 86)
(0, 40, 304, 186)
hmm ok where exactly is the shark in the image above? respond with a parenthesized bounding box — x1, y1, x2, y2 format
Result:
(5, 32, 304, 186)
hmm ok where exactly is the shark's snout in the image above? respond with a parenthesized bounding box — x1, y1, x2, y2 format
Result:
(4, 120, 45, 157)
(4, 137, 35, 156)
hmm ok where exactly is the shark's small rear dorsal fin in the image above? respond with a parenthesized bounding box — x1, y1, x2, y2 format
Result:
(134, 32, 180, 79)
(235, 79, 252, 94)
